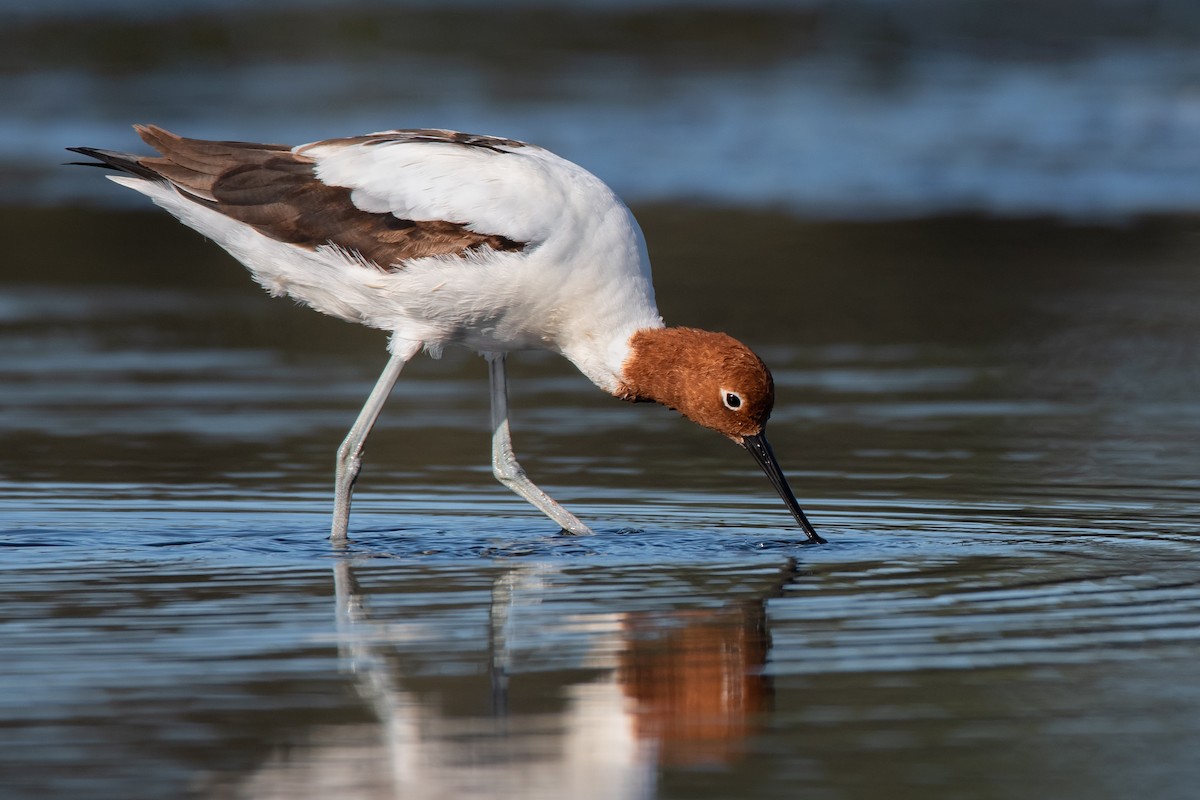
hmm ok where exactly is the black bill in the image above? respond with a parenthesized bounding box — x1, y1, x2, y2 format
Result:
(741, 433, 826, 544)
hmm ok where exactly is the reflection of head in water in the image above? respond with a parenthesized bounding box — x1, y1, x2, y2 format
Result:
(617, 601, 772, 767)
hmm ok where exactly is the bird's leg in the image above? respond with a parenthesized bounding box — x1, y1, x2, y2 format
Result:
(331, 341, 420, 542)
(488, 354, 594, 535)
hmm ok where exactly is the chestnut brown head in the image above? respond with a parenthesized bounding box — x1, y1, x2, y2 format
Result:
(618, 327, 824, 544)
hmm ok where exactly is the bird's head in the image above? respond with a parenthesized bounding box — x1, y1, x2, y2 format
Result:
(617, 327, 824, 543)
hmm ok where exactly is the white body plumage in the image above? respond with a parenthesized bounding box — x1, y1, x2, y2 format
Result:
(72, 125, 824, 543)
(113, 134, 663, 393)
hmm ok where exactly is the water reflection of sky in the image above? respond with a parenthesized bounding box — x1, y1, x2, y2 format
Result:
(6, 0, 1200, 217)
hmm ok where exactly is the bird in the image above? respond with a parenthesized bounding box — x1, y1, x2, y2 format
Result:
(68, 125, 825, 544)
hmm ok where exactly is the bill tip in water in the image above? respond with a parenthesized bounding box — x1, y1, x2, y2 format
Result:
(740, 432, 826, 545)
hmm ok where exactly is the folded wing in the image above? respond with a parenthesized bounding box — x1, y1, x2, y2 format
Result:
(74, 125, 533, 271)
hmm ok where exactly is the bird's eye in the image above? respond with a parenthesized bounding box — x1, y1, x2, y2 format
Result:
(722, 390, 744, 410)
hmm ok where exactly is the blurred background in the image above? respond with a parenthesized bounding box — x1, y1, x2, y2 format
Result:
(4, 3, 1200, 800)
(5, 0, 1199, 505)
(6, 0, 1200, 217)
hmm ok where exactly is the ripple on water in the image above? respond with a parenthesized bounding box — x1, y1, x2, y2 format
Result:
(768, 542, 1200, 675)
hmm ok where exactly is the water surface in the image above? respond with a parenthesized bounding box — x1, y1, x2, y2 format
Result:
(3, 208, 1200, 798)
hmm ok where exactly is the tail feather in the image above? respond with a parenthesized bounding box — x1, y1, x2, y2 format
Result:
(68, 124, 293, 189)
(65, 146, 162, 181)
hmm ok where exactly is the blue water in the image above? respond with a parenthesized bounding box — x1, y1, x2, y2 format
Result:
(4, 211, 1200, 797)
(5, 0, 1200, 217)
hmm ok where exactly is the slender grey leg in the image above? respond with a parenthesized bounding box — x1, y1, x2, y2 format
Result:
(488, 354, 594, 535)
(331, 342, 419, 541)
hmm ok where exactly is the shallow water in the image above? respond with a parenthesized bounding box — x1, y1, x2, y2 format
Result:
(2, 208, 1200, 798)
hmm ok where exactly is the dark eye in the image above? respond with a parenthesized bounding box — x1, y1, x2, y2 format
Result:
(722, 390, 743, 410)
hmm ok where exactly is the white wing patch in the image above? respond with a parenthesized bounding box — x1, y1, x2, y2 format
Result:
(299, 137, 577, 245)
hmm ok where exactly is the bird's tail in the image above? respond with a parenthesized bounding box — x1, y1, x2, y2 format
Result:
(65, 146, 160, 181)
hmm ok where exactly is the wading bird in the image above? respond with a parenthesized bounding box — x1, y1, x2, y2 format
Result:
(69, 125, 824, 544)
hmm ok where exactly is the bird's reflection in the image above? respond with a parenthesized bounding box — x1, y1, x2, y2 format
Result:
(617, 601, 771, 767)
(288, 558, 799, 798)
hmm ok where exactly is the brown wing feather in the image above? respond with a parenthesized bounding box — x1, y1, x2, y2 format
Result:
(131, 124, 525, 271)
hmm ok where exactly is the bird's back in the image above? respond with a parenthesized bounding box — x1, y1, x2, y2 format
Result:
(88, 126, 662, 390)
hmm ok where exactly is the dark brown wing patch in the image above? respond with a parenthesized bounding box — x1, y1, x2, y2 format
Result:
(131, 124, 525, 270)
